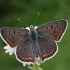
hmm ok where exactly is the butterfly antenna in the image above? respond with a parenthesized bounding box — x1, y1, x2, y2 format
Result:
(34, 10, 41, 26)
(15, 17, 29, 27)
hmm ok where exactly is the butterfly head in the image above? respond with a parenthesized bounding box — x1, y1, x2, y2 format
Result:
(29, 25, 35, 31)
(28, 25, 37, 34)
(30, 25, 34, 29)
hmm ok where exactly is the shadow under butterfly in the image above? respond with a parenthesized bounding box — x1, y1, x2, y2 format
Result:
(0, 19, 68, 66)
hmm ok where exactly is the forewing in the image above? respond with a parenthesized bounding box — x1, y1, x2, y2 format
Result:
(16, 39, 35, 63)
(38, 36, 57, 61)
(36, 20, 67, 41)
(0, 27, 29, 47)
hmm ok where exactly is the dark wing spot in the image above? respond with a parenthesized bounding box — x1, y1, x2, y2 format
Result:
(8, 29, 10, 35)
(14, 31, 15, 34)
(12, 37, 14, 39)
(54, 29, 56, 30)
(18, 32, 20, 33)
(55, 23, 59, 28)
(57, 27, 58, 28)
(57, 25, 58, 26)
(56, 23, 57, 24)
(51, 25, 53, 29)
(53, 31, 55, 33)
(21, 51, 23, 54)
(57, 24, 59, 28)
(46, 27, 48, 29)
(11, 35, 14, 39)
(11, 35, 13, 36)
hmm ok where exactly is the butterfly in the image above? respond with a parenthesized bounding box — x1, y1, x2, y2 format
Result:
(0, 19, 68, 66)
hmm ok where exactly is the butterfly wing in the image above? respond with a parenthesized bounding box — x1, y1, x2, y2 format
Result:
(38, 36, 57, 61)
(0, 27, 29, 47)
(16, 38, 35, 63)
(36, 20, 67, 41)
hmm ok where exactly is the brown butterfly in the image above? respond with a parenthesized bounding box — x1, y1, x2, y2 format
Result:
(0, 19, 68, 66)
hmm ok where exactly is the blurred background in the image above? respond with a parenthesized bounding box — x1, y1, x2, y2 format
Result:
(0, 0, 70, 70)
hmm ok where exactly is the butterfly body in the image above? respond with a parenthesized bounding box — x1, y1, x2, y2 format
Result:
(0, 19, 68, 65)
(29, 25, 40, 57)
